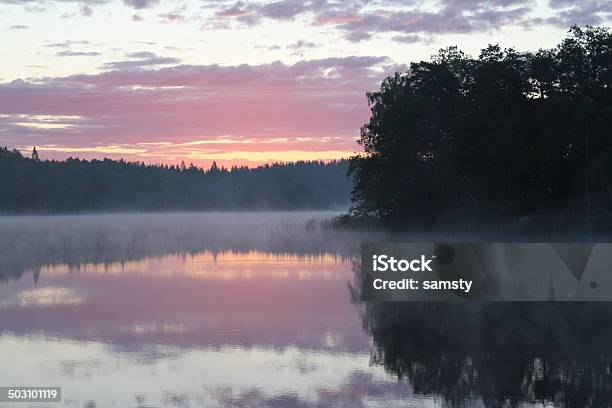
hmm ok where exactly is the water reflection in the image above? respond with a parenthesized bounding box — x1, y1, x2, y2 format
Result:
(357, 274, 612, 407)
(0, 249, 364, 351)
(2, 213, 611, 407)
(0, 212, 416, 408)
(3, 335, 418, 408)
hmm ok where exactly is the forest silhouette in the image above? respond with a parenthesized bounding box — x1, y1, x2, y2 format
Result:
(0, 148, 350, 212)
(349, 26, 612, 232)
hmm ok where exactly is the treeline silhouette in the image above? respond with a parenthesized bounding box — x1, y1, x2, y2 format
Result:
(349, 26, 612, 232)
(0, 147, 351, 213)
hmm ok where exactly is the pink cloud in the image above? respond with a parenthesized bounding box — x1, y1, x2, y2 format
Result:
(313, 10, 362, 25)
(0, 57, 405, 165)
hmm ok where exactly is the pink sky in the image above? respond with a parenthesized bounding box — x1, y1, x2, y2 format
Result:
(0, 57, 402, 167)
(0, 0, 608, 167)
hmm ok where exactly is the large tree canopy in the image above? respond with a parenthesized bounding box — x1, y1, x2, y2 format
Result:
(350, 26, 612, 232)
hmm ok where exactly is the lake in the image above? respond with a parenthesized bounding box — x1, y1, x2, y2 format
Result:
(0, 212, 611, 408)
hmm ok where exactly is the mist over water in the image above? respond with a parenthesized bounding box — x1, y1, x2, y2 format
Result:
(0, 212, 364, 282)
(0, 212, 611, 408)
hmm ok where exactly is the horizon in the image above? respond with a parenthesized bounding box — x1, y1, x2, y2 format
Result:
(1, 0, 610, 167)
(6, 145, 350, 169)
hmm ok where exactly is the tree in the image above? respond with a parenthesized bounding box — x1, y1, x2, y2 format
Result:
(31, 147, 40, 162)
(349, 26, 612, 233)
(209, 161, 219, 173)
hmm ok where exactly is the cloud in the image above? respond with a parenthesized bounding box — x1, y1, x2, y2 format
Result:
(344, 31, 371, 43)
(3, 0, 610, 38)
(258, 0, 328, 20)
(215, 0, 328, 22)
(122, 0, 158, 9)
(215, 3, 250, 18)
(287, 40, 316, 50)
(158, 12, 187, 23)
(157, 3, 189, 23)
(0, 0, 104, 4)
(45, 40, 93, 48)
(102, 52, 181, 69)
(391, 34, 424, 44)
(286, 40, 317, 55)
(544, 0, 612, 27)
(0, 0, 108, 15)
(255, 44, 282, 51)
(80, 3, 93, 16)
(333, 5, 533, 41)
(126, 51, 156, 58)
(312, 9, 361, 25)
(207, 0, 580, 42)
(55, 50, 101, 56)
(210, 0, 336, 27)
(0, 56, 404, 164)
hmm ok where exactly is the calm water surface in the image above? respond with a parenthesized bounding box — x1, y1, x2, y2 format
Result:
(0, 213, 611, 408)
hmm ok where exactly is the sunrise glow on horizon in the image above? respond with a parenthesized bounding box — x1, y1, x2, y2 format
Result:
(1, 0, 610, 167)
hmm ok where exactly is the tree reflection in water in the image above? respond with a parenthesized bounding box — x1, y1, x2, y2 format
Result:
(355, 265, 612, 407)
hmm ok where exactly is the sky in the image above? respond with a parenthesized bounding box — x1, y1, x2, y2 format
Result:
(0, 0, 610, 167)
